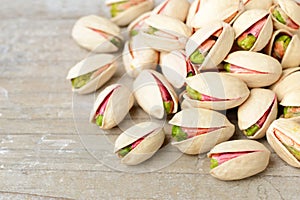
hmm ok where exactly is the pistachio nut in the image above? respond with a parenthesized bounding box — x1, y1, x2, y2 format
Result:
(191, 0, 244, 29)
(71, 15, 123, 53)
(280, 90, 300, 118)
(238, 88, 278, 139)
(66, 54, 117, 94)
(133, 70, 178, 119)
(222, 51, 282, 88)
(267, 117, 300, 168)
(242, 0, 272, 10)
(127, 12, 151, 37)
(184, 72, 250, 110)
(140, 15, 192, 52)
(270, 67, 300, 101)
(270, 0, 300, 34)
(208, 140, 270, 181)
(169, 108, 234, 155)
(105, 0, 154, 26)
(160, 50, 197, 89)
(233, 9, 273, 51)
(185, 21, 234, 71)
(266, 29, 300, 68)
(122, 37, 159, 78)
(89, 84, 134, 129)
(152, 0, 190, 22)
(114, 122, 165, 165)
(186, 0, 201, 28)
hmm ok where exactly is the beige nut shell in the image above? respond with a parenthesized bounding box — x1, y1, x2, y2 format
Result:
(114, 122, 165, 165)
(242, 0, 272, 10)
(66, 54, 117, 94)
(280, 89, 300, 106)
(89, 84, 134, 129)
(238, 88, 278, 139)
(169, 108, 235, 155)
(208, 140, 271, 181)
(127, 12, 151, 37)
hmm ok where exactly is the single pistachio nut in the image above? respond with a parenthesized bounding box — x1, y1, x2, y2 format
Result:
(114, 122, 165, 165)
(71, 15, 123, 53)
(127, 12, 151, 37)
(66, 54, 117, 94)
(242, 0, 272, 10)
(280, 90, 300, 118)
(89, 84, 134, 129)
(208, 140, 271, 181)
(238, 88, 278, 139)
(169, 108, 234, 155)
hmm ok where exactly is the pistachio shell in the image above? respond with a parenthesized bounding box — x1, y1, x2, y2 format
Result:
(243, 0, 272, 10)
(186, 0, 201, 28)
(127, 12, 151, 37)
(71, 15, 122, 52)
(169, 108, 235, 154)
(66, 54, 117, 94)
(184, 72, 250, 110)
(89, 84, 134, 129)
(114, 122, 165, 165)
(208, 140, 270, 181)
(266, 29, 300, 68)
(186, 21, 234, 70)
(238, 88, 278, 139)
(107, 0, 154, 26)
(280, 89, 300, 106)
(267, 118, 300, 168)
(152, 0, 190, 22)
(140, 15, 192, 52)
(133, 70, 178, 119)
(233, 9, 273, 52)
(122, 36, 159, 78)
(191, 0, 244, 29)
(223, 51, 282, 88)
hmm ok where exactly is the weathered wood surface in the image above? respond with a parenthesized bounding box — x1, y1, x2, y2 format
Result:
(1, 1, 300, 199)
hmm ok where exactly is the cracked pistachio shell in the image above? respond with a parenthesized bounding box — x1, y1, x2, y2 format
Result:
(140, 15, 192, 52)
(89, 84, 134, 129)
(133, 70, 178, 119)
(242, 0, 272, 10)
(267, 117, 300, 167)
(238, 89, 278, 139)
(208, 140, 270, 181)
(71, 15, 122, 53)
(191, 0, 244, 29)
(122, 36, 159, 78)
(269, 0, 300, 34)
(184, 72, 250, 110)
(127, 12, 151, 37)
(169, 108, 235, 155)
(160, 50, 197, 89)
(270, 67, 300, 101)
(66, 54, 117, 94)
(233, 9, 273, 52)
(280, 89, 300, 106)
(114, 122, 165, 165)
(223, 51, 282, 88)
(186, 21, 234, 71)
(186, 0, 201, 28)
(266, 29, 300, 68)
(106, 0, 154, 26)
(152, 0, 190, 22)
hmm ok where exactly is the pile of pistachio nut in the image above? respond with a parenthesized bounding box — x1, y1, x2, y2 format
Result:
(66, 0, 300, 181)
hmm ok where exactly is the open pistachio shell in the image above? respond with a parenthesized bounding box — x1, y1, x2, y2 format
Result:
(66, 54, 117, 94)
(186, 21, 234, 71)
(152, 0, 190, 22)
(184, 72, 250, 110)
(191, 0, 244, 29)
(242, 0, 272, 10)
(169, 108, 234, 155)
(71, 15, 122, 53)
(267, 117, 300, 168)
(89, 84, 134, 129)
(106, 0, 154, 26)
(160, 50, 197, 89)
(114, 122, 165, 165)
(281, 89, 300, 106)
(186, 0, 201, 28)
(270, 67, 300, 101)
(238, 89, 278, 139)
(266, 29, 300, 68)
(127, 12, 151, 37)
(223, 51, 282, 88)
(233, 9, 273, 52)
(208, 140, 270, 181)
(133, 70, 178, 119)
(140, 15, 192, 52)
(122, 36, 159, 78)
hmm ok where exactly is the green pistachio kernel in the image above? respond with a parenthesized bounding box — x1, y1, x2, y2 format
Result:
(210, 158, 219, 169)
(223, 63, 231, 72)
(118, 146, 132, 158)
(172, 125, 188, 142)
(130, 29, 139, 37)
(186, 85, 202, 100)
(110, 37, 122, 48)
(237, 34, 256, 50)
(244, 124, 260, 136)
(71, 72, 93, 89)
(190, 50, 205, 64)
(96, 115, 104, 127)
(163, 101, 173, 114)
(276, 35, 291, 50)
(285, 145, 300, 160)
(272, 9, 286, 24)
(147, 26, 158, 35)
